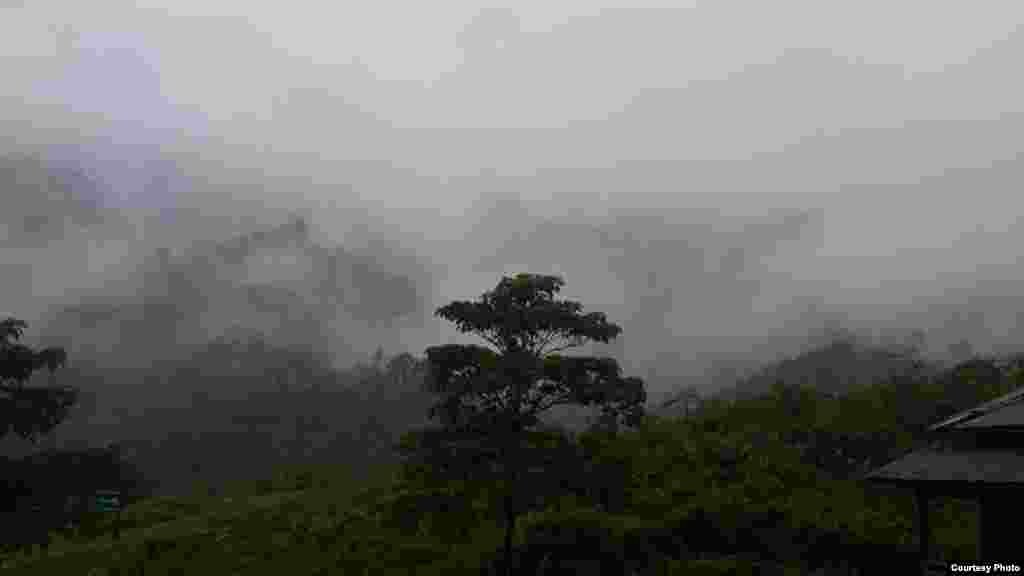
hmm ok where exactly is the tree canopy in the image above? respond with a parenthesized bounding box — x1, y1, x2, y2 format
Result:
(0, 317, 76, 442)
(399, 273, 646, 574)
(422, 273, 645, 431)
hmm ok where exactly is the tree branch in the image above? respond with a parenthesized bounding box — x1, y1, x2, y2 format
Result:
(528, 393, 576, 418)
(542, 338, 584, 355)
(479, 331, 506, 353)
(535, 330, 560, 356)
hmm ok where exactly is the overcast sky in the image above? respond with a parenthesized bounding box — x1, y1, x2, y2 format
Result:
(2, 1, 1023, 399)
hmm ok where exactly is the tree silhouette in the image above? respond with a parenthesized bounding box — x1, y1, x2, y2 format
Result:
(386, 352, 424, 389)
(662, 384, 702, 418)
(0, 317, 79, 548)
(399, 273, 646, 574)
(0, 317, 76, 442)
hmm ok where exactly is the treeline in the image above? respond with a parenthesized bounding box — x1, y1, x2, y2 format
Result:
(99, 337, 434, 495)
(6, 274, 1024, 572)
(712, 351, 1024, 481)
(2, 360, 1020, 571)
(1, 328, 435, 552)
(363, 352, 1018, 574)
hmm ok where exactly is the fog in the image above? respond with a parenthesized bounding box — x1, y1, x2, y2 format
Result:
(3, 1, 1024, 408)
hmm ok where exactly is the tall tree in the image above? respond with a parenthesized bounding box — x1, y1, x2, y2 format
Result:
(400, 274, 646, 574)
(0, 318, 76, 442)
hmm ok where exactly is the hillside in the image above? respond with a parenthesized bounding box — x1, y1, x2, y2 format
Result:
(0, 462, 411, 574)
(6, 351, 1021, 574)
(716, 335, 928, 401)
(12, 214, 435, 493)
(39, 214, 424, 367)
(53, 340, 435, 497)
(0, 153, 107, 249)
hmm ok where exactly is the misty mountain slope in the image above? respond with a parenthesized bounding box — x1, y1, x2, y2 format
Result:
(465, 196, 827, 396)
(0, 152, 109, 317)
(0, 153, 106, 247)
(44, 333, 435, 496)
(18, 214, 433, 490)
(718, 336, 928, 402)
(38, 214, 425, 365)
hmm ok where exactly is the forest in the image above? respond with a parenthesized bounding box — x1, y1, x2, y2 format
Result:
(4, 4, 1023, 574)
(1, 271, 1015, 575)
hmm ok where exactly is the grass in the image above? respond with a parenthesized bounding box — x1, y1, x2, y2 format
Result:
(0, 462, 433, 575)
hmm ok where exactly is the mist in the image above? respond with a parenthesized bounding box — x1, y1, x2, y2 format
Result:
(3, 0, 1024, 413)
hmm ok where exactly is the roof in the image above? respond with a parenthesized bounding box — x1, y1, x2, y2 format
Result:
(865, 447, 1024, 487)
(929, 385, 1024, 432)
(864, 385, 1024, 491)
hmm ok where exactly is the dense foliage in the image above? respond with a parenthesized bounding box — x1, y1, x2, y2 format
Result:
(0, 317, 75, 442)
(403, 273, 646, 573)
(3, 344, 1017, 573)
(46, 334, 434, 498)
(7, 266, 1024, 573)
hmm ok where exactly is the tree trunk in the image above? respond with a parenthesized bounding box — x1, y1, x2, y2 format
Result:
(503, 496, 517, 576)
(502, 435, 520, 576)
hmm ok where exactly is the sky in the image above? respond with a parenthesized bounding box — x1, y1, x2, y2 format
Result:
(2, 0, 1024, 401)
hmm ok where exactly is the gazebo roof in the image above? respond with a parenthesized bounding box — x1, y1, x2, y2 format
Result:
(866, 386, 1024, 491)
(865, 447, 1024, 487)
(929, 386, 1024, 432)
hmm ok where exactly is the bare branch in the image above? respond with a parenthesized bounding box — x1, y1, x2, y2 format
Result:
(481, 331, 505, 352)
(528, 393, 576, 417)
(541, 334, 586, 356)
(535, 330, 560, 355)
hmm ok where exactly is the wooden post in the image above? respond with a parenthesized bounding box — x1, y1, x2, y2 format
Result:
(977, 490, 1015, 563)
(979, 491, 1010, 562)
(915, 488, 929, 576)
(977, 494, 985, 562)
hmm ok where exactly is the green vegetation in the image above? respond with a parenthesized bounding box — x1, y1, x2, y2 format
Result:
(4, 276, 1022, 574)
(403, 273, 645, 573)
(0, 317, 75, 442)
(1, 361, 1010, 573)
